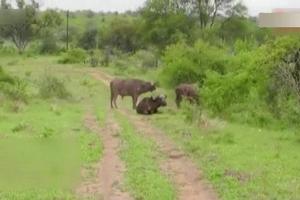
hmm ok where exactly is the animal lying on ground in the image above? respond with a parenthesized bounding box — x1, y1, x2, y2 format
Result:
(175, 83, 199, 108)
(110, 78, 156, 109)
(136, 95, 167, 115)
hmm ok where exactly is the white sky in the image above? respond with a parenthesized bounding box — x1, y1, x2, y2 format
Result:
(26, 0, 300, 16)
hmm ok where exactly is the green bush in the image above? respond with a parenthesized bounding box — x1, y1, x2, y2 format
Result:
(160, 40, 228, 87)
(58, 48, 88, 64)
(39, 73, 71, 99)
(202, 36, 300, 127)
(0, 67, 28, 102)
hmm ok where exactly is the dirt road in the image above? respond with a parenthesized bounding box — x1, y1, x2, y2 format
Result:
(77, 111, 132, 200)
(89, 69, 218, 200)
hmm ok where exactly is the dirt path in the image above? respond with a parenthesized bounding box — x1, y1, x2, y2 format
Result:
(89, 69, 218, 200)
(77, 111, 132, 200)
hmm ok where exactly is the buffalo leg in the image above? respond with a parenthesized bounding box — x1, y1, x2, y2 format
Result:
(176, 94, 182, 108)
(132, 95, 138, 109)
(113, 95, 118, 109)
(110, 93, 114, 109)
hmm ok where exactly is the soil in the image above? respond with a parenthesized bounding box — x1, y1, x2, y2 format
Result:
(77, 111, 132, 200)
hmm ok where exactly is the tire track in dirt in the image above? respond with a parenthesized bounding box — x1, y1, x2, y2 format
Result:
(89, 69, 218, 200)
(77, 111, 132, 200)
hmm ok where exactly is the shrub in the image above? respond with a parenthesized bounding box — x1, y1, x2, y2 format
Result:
(202, 35, 300, 128)
(58, 48, 88, 64)
(0, 67, 28, 102)
(0, 78, 28, 102)
(39, 73, 71, 99)
(160, 40, 228, 87)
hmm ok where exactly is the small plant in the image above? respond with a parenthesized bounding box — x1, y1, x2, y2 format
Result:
(0, 78, 28, 102)
(12, 122, 28, 133)
(40, 127, 54, 139)
(39, 73, 71, 99)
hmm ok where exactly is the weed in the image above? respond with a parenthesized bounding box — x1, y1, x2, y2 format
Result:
(1, 78, 28, 102)
(12, 122, 28, 133)
(40, 127, 54, 139)
(39, 73, 71, 99)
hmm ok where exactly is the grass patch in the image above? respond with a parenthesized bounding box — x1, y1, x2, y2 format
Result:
(0, 137, 81, 191)
(114, 112, 176, 200)
(0, 55, 105, 199)
(150, 111, 300, 200)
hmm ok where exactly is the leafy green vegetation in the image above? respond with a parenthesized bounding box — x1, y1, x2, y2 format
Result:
(58, 48, 88, 64)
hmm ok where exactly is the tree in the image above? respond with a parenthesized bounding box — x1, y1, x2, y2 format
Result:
(39, 9, 63, 29)
(142, 0, 247, 29)
(78, 27, 98, 50)
(100, 17, 140, 52)
(16, 0, 25, 9)
(38, 10, 63, 54)
(192, 0, 243, 28)
(141, 0, 196, 48)
(218, 2, 249, 43)
(0, 0, 39, 53)
(1, 0, 10, 9)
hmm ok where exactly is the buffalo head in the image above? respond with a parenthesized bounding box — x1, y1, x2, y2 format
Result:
(140, 81, 156, 93)
(152, 95, 167, 107)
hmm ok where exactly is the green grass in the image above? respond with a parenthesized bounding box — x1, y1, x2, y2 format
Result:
(114, 112, 176, 200)
(0, 55, 105, 199)
(150, 109, 300, 200)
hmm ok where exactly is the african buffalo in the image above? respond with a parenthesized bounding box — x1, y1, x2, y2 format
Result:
(110, 78, 156, 109)
(136, 95, 167, 115)
(175, 83, 199, 108)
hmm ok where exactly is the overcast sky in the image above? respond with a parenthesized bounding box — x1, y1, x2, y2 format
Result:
(35, 0, 300, 16)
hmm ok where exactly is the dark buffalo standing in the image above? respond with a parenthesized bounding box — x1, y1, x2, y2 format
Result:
(175, 83, 199, 108)
(110, 79, 156, 109)
(136, 95, 167, 115)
